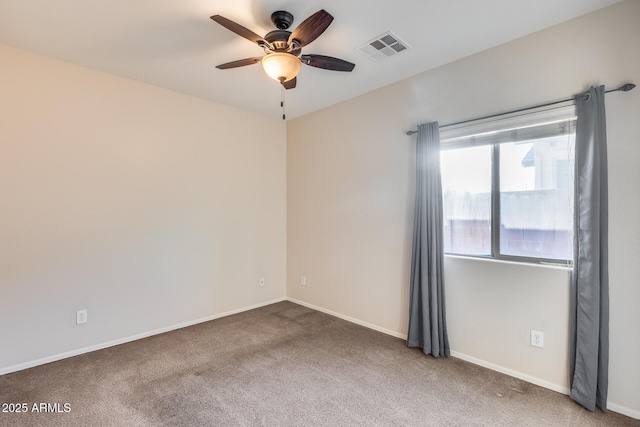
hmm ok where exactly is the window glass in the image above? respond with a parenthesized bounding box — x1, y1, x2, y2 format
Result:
(441, 145, 492, 256)
(499, 135, 574, 260)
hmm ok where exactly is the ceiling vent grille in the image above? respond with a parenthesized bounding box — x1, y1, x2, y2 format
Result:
(357, 31, 410, 62)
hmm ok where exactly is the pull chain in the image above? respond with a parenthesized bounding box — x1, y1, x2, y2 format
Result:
(281, 85, 286, 120)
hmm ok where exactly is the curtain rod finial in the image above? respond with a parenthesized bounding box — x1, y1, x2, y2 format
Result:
(618, 83, 635, 92)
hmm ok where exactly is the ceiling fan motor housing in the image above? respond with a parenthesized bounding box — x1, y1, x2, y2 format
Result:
(265, 30, 292, 51)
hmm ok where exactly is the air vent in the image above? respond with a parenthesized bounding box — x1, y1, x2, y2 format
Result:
(357, 31, 410, 62)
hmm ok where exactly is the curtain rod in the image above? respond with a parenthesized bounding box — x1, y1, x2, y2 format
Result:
(405, 83, 635, 136)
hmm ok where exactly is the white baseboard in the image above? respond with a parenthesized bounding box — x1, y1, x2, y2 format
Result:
(287, 298, 639, 421)
(3, 296, 637, 420)
(449, 351, 570, 395)
(450, 351, 639, 420)
(0, 297, 287, 376)
(286, 297, 408, 340)
(607, 403, 640, 420)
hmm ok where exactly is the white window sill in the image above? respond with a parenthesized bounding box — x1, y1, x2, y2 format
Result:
(444, 253, 572, 271)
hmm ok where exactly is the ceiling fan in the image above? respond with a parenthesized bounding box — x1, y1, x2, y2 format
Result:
(211, 9, 355, 89)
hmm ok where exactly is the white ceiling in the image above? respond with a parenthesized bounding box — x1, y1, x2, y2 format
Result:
(0, 0, 621, 120)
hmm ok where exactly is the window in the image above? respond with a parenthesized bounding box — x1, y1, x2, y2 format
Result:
(440, 107, 575, 263)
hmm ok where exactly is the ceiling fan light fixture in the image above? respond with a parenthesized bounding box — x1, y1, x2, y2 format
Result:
(261, 52, 301, 83)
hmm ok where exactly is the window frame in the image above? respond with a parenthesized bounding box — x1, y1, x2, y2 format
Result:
(440, 106, 576, 266)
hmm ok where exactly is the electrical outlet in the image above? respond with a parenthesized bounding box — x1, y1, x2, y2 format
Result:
(531, 330, 544, 348)
(259, 277, 265, 287)
(301, 276, 306, 286)
(76, 309, 87, 325)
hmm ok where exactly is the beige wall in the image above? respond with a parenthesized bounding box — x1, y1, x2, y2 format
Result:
(287, 0, 639, 417)
(0, 44, 287, 371)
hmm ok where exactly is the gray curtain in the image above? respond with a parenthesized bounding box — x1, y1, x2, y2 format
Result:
(570, 85, 609, 411)
(407, 122, 450, 357)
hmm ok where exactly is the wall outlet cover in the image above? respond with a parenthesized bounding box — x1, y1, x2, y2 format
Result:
(76, 309, 88, 325)
(531, 330, 544, 348)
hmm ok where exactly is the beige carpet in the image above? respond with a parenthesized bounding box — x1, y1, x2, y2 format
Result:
(0, 301, 637, 426)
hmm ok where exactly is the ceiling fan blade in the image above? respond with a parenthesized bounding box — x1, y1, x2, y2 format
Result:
(216, 57, 262, 69)
(301, 54, 355, 72)
(282, 77, 297, 90)
(211, 15, 270, 48)
(288, 10, 333, 48)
